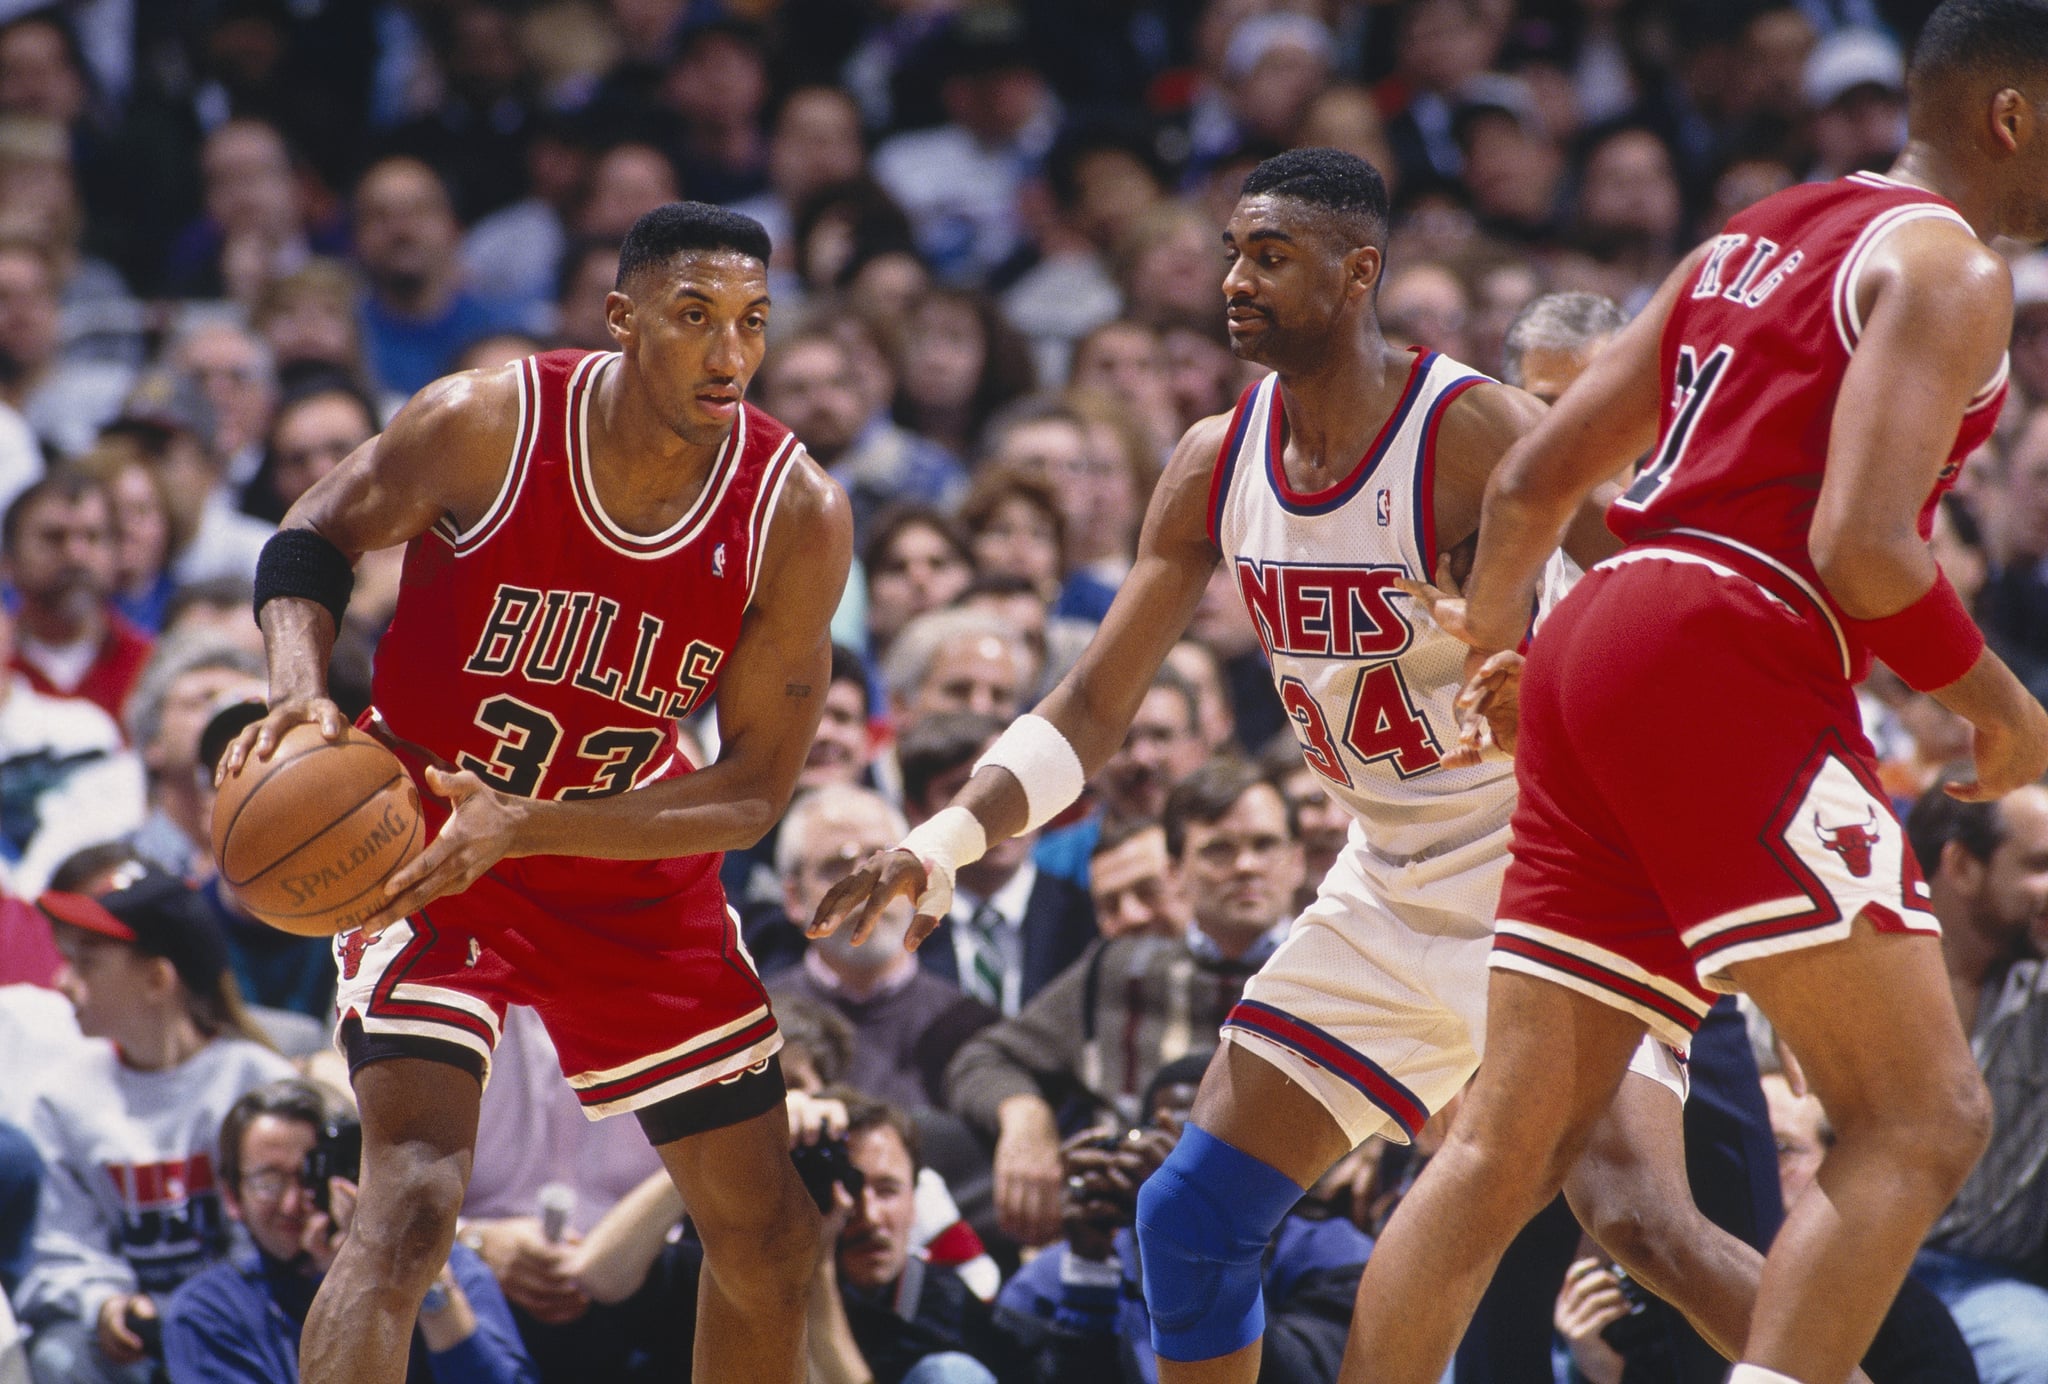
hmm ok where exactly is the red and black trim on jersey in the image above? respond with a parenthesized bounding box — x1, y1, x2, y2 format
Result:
(433, 354, 543, 554)
(743, 431, 804, 605)
(1205, 381, 1260, 548)
(1412, 373, 1487, 578)
(1267, 349, 1433, 517)
(564, 354, 747, 561)
(1225, 998, 1428, 1140)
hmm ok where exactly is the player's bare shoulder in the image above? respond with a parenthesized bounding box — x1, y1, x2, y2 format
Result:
(750, 438, 854, 606)
(1431, 381, 1548, 544)
(1856, 214, 2013, 371)
(378, 362, 531, 531)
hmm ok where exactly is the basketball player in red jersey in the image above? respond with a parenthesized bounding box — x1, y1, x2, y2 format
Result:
(220, 204, 852, 1384)
(1343, 5, 2048, 1382)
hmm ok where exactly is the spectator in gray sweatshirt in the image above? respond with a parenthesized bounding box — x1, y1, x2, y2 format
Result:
(18, 856, 292, 1384)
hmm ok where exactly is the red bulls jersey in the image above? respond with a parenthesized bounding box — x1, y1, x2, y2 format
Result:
(372, 350, 804, 887)
(1608, 172, 2006, 679)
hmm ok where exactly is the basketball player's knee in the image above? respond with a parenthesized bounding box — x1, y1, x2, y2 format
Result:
(348, 1152, 466, 1290)
(698, 1183, 818, 1307)
(1832, 1058, 1991, 1200)
(1134, 1127, 1302, 1363)
(1569, 1180, 1695, 1288)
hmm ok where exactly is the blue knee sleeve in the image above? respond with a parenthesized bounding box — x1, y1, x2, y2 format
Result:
(1134, 1125, 1304, 1363)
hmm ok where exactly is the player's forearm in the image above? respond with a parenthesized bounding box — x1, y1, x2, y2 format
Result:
(1929, 646, 2035, 730)
(507, 758, 792, 860)
(258, 597, 336, 704)
(1462, 481, 1572, 651)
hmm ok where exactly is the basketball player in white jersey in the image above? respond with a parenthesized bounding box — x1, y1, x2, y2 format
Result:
(811, 149, 1767, 1382)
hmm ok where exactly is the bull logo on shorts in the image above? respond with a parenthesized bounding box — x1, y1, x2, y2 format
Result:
(338, 928, 371, 981)
(1812, 807, 1880, 878)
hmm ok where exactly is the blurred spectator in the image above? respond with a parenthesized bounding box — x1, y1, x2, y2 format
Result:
(169, 320, 278, 491)
(791, 177, 922, 307)
(860, 505, 975, 663)
(1499, 289, 1625, 401)
(1164, 639, 1238, 757)
(955, 574, 1081, 704)
(0, 241, 132, 458)
(0, 598, 143, 898)
(883, 609, 1030, 738)
(382, 1, 537, 225)
(1570, 122, 1688, 306)
(0, 1118, 40, 1299)
(1455, 74, 1568, 243)
(104, 380, 273, 587)
(900, 713, 1097, 1019)
(250, 260, 377, 398)
(551, 238, 621, 354)
(1698, 153, 1799, 239)
(1212, 13, 1336, 157)
(1981, 405, 2048, 691)
(1262, 744, 1354, 914)
(1095, 662, 1210, 828)
(74, 442, 174, 633)
(758, 328, 966, 545)
(163, 1077, 535, 1383)
(1114, 201, 1222, 333)
(242, 372, 378, 525)
(1066, 320, 1176, 462)
(1907, 780, 2048, 1384)
(945, 757, 1301, 1245)
(156, 578, 265, 660)
(803, 642, 880, 795)
(2007, 253, 2048, 410)
(571, 140, 681, 245)
(895, 289, 1035, 461)
(1082, 819, 1188, 942)
(997, 1054, 1371, 1382)
(448, 1002, 663, 1379)
(1801, 27, 1906, 180)
(872, 11, 1058, 284)
(461, 115, 598, 318)
(1160, 319, 1241, 434)
(1001, 123, 1165, 382)
(959, 464, 1065, 608)
(654, 20, 770, 205)
(0, 115, 138, 371)
(1382, 260, 1473, 360)
(1298, 85, 1400, 203)
(1382, 0, 1509, 189)
(729, 85, 867, 292)
(351, 156, 528, 397)
(19, 862, 293, 1384)
(121, 632, 264, 885)
(769, 783, 999, 1109)
(2, 470, 149, 723)
(164, 119, 328, 305)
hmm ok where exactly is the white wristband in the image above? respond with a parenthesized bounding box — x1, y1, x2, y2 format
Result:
(898, 805, 987, 918)
(974, 714, 1086, 834)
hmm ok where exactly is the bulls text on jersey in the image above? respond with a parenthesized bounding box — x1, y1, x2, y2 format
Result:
(462, 582, 726, 719)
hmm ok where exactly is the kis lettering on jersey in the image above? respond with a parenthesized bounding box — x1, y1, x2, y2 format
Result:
(1691, 233, 1803, 307)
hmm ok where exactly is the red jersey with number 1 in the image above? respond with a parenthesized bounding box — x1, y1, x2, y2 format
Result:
(371, 348, 806, 901)
(1607, 172, 2006, 681)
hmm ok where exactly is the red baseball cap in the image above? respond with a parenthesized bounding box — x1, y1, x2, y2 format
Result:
(37, 862, 232, 995)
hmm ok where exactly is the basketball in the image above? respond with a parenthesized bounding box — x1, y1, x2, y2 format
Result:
(211, 723, 424, 937)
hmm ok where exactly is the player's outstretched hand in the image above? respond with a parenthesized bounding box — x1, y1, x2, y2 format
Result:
(1442, 647, 1524, 767)
(365, 766, 519, 930)
(215, 695, 348, 784)
(1946, 692, 2048, 803)
(807, 848, 947, 952)
(1394, 556, 1476, 647)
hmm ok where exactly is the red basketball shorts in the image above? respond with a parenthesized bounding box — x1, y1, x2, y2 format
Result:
(332, 753, 778, 1120)
(1493, 541, 1938, 1048)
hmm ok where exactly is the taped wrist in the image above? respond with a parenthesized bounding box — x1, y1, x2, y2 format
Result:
(899, 805, 987, 918)
(1844, 569, 1983, 692)
(254, 529, 354, 633)
(974, 714, 1085, 834)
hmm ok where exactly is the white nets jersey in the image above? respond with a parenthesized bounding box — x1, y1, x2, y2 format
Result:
(1209, 350, 1515, 861)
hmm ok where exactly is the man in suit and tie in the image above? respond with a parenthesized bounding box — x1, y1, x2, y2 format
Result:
(900, 713, 1099, 1016)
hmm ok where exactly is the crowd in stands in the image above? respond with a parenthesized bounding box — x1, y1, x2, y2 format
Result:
(0, 0, 2045, 1381)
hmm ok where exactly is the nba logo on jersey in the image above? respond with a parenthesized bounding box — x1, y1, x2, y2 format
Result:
(712, 543, 727, 577)
(1376, 489, 1392, 526)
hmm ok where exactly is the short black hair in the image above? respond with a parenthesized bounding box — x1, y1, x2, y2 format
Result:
(616, 202, 772, 290)
(1238, 146, 1390, 250)
(1911, 0, 2048, 93)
